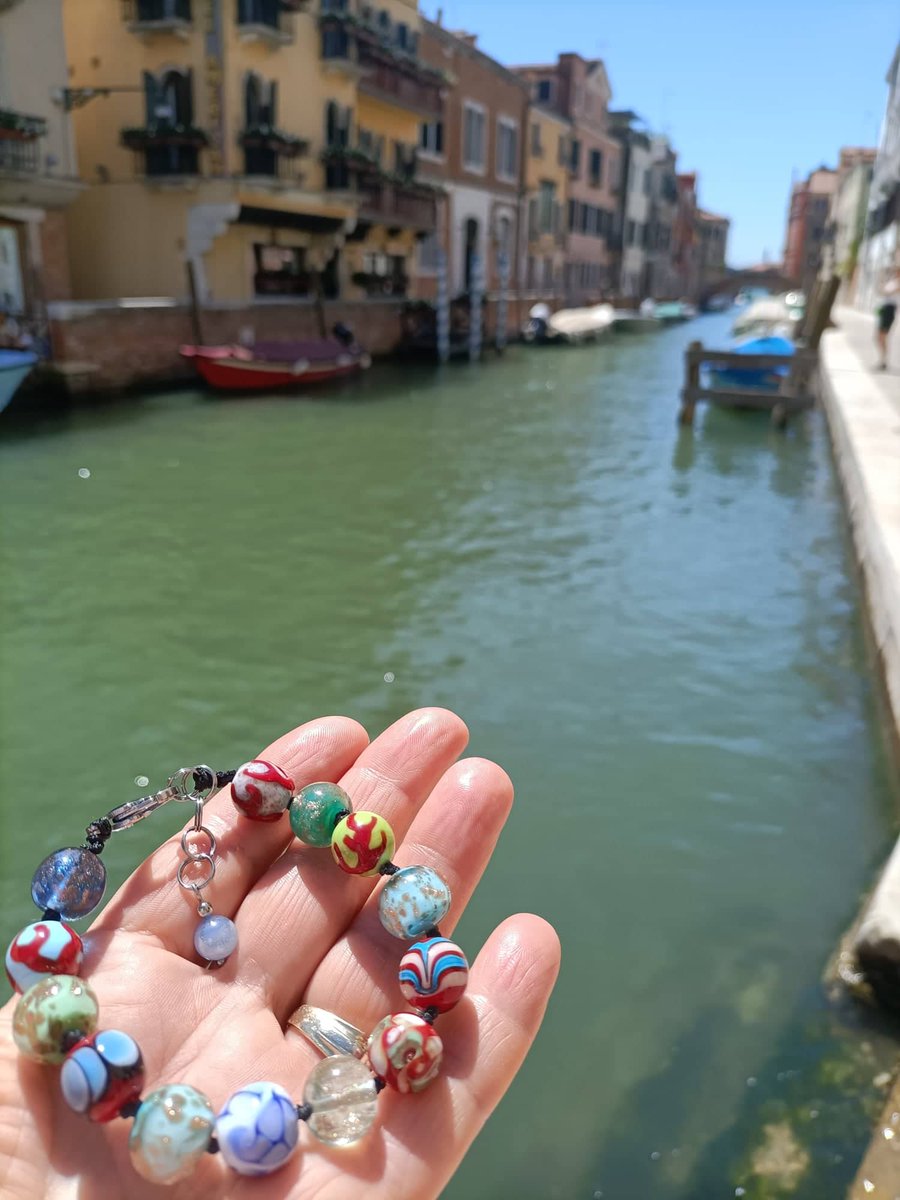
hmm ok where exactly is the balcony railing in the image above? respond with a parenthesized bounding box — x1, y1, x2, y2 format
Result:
(121, 124, 208, 177)
(320, 13, 445, 113)
(357, 178, 437, 231)
(0, 109, 48, 141)
(240, 126, 308, 178)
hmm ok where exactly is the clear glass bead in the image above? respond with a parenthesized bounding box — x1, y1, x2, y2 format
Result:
(304, 1055, 378, 1147)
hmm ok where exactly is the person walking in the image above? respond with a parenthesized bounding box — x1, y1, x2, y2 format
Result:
(876, 270, 900, 370)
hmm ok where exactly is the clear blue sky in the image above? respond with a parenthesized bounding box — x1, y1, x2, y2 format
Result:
(420, 0, 898, 266)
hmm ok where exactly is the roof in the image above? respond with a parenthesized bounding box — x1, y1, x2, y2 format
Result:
(697, 208, 730, 224)
(422, 19, 530, 90)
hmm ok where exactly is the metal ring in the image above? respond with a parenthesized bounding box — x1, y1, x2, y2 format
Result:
(286, 1004, 368, 1058)
(180, 825, 217, 859)
(176, 853, 216, 890)
(169, 764, 217, 803)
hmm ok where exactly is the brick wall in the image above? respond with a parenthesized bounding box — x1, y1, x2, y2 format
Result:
(48, 299, 409, 393)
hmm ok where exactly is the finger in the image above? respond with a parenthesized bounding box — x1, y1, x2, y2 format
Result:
(234, 708, 469, 1014)
(293, 915, 561, 1198)
(301, 757, 514, 1028)
(94, 716, 369, 959)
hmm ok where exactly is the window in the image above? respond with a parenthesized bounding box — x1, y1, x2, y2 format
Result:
(238, 0, 281, 29)
(643, 170, 651, 195)
(395, 21, 408, 49)
(244, 73, 276, 127)
(538, 180, 556, 233)
(419, 120, 443, 157)
(569, 138, 581, 176)
(462, 101, 486, 172)
(626, 218, 636, 246)
(568, 198, 576, 232)
(557, 134, 567, 166)
(136, 0, 191, 19)
(253, 244, 310, 296)
(536, 79, 552, 103)
(418, 232, 440, 273)
(496, 117, 518, 181)
(530, 122, 542, 156)
(542, 256, 553, 287)
(589, 148, 602, 187)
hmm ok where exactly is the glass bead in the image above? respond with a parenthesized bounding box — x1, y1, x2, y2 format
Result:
(30, 847, 106, 920)
(129, 1084, 215, 1185)
(5, 919, 84, 993)
(231, 759, 294, 822)
(398, 937, 469, 1013)
(304, 1055, 379, 1147)
(330, 811, 394, 877)
(12, 975, 99, 1064)
(367, 1012, 443, 1094)
(216, 1081, 299, 1176)
(60, 1029, 144, 1122)
(378, 865, 451, 940)
(193, 914, 238, 964)
(289, 781, 351, 847)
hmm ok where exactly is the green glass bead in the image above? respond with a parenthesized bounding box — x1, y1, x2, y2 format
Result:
(289, 782, 351, 847)
(13, 974, 99, 1064)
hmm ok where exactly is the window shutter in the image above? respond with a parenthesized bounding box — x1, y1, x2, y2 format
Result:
(143, 70, 158, 124)
(182, 68, 194, 124)
(268, 79, 278, 127)
(436, 120, 443, 154)
(529, 197, 538, 238)
(326, 100, 337, 144)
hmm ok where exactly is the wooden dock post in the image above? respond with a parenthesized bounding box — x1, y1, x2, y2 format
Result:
(679, 339, 702, 426)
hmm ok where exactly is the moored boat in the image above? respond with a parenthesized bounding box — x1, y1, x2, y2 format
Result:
(0, 348, 37, 414)
(180, 338, 371, 392)
(611, 309, 661, 333)
(704, 334, 794, 394)
(653, 300, 695, 323)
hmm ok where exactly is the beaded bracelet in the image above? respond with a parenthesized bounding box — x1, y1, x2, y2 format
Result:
(5, 759, 469, 1184)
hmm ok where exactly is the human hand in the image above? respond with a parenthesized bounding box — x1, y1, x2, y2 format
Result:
(0, 709, 560, 1199)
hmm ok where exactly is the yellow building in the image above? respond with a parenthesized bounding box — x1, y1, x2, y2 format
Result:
(524, 104, 569, 298)
(0, 0, 82, 323)
(62, 0, 443, 309)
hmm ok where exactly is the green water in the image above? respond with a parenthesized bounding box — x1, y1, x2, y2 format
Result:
(1, 314, 896, 1197)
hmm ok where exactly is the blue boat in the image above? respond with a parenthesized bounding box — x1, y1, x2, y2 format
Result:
(0, 348, 37, 414)
(705, 334, 794, 394)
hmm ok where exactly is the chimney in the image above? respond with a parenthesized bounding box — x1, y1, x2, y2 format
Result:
(436, 7, 443, 24)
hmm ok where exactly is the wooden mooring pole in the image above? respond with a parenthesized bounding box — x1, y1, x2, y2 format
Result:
(678, 339, 702, 426)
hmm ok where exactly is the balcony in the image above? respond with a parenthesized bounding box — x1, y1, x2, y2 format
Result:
(237, 0, 293, 44)
(319, 13, 444, 114)
(0, 109, 47, 175)
(357, 177, 438, 232)
(240, 126, 308, 179)
(321, 143, 381, 191)
(125, 0, 192, 35)
(121, 124, 208, 178)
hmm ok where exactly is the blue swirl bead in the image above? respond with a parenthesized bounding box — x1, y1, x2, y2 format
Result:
(31, 848, 106, 920)
(193, 914, 237, 964)
(378, 865, 451, 940)
(216, 1081, 298, 1176)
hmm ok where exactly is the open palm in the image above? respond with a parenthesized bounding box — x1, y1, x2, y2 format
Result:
(0, 709, 560, 1200)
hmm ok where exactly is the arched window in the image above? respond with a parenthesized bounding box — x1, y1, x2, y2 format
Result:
(245, 74, 276, 128)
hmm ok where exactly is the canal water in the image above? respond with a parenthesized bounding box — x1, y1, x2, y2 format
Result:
(0, 312, 896, 1197)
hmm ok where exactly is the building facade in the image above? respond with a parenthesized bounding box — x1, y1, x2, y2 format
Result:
(642, 134, 679, 299)
(609, 110, 652, 299)
(827, 147, 876, 302)
(695, 209, 729, 298)
(857, 43, 900, 309)
(0, 0, 82, 330)
(62, 0, 442, 310)
(783, 165, 837, 292)
(673, 171, 700, 300)
(515, 54, 619, 304)
(417, 23, 527, 303)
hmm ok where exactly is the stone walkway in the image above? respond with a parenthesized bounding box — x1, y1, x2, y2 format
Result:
(822, 309, 900, 1199)
(830, 305, 900, 415)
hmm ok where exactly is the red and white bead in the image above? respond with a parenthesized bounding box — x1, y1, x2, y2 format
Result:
(230, 760, 295, 823)
(367, 1012, 443, 1094)
(6, 920, 84, 994)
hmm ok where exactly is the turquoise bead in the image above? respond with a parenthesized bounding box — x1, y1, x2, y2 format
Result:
(378, 865, 451, 939)
(129, 1084, 215, 1184)
(289, 782, 351, 847)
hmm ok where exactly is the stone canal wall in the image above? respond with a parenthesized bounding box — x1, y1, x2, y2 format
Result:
(46, 296, 526, 393)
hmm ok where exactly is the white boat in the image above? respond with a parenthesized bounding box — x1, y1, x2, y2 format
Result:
(732, 293, 805, 339)
(0, 349, 37, 413)
(547, 303, 616, 343)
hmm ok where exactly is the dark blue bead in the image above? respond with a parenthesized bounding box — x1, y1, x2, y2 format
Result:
(31, 847, 106, 920)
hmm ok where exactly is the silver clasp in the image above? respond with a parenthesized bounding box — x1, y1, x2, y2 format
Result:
(106, 785, 180, 832)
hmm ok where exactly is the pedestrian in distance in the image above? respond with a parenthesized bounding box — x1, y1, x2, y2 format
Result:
(876, 270, 900, 370)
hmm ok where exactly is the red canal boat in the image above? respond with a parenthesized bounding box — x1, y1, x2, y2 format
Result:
(180, 338, 371, 392)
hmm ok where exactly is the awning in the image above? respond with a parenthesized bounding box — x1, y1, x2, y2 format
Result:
(236, 205, 346, 234)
